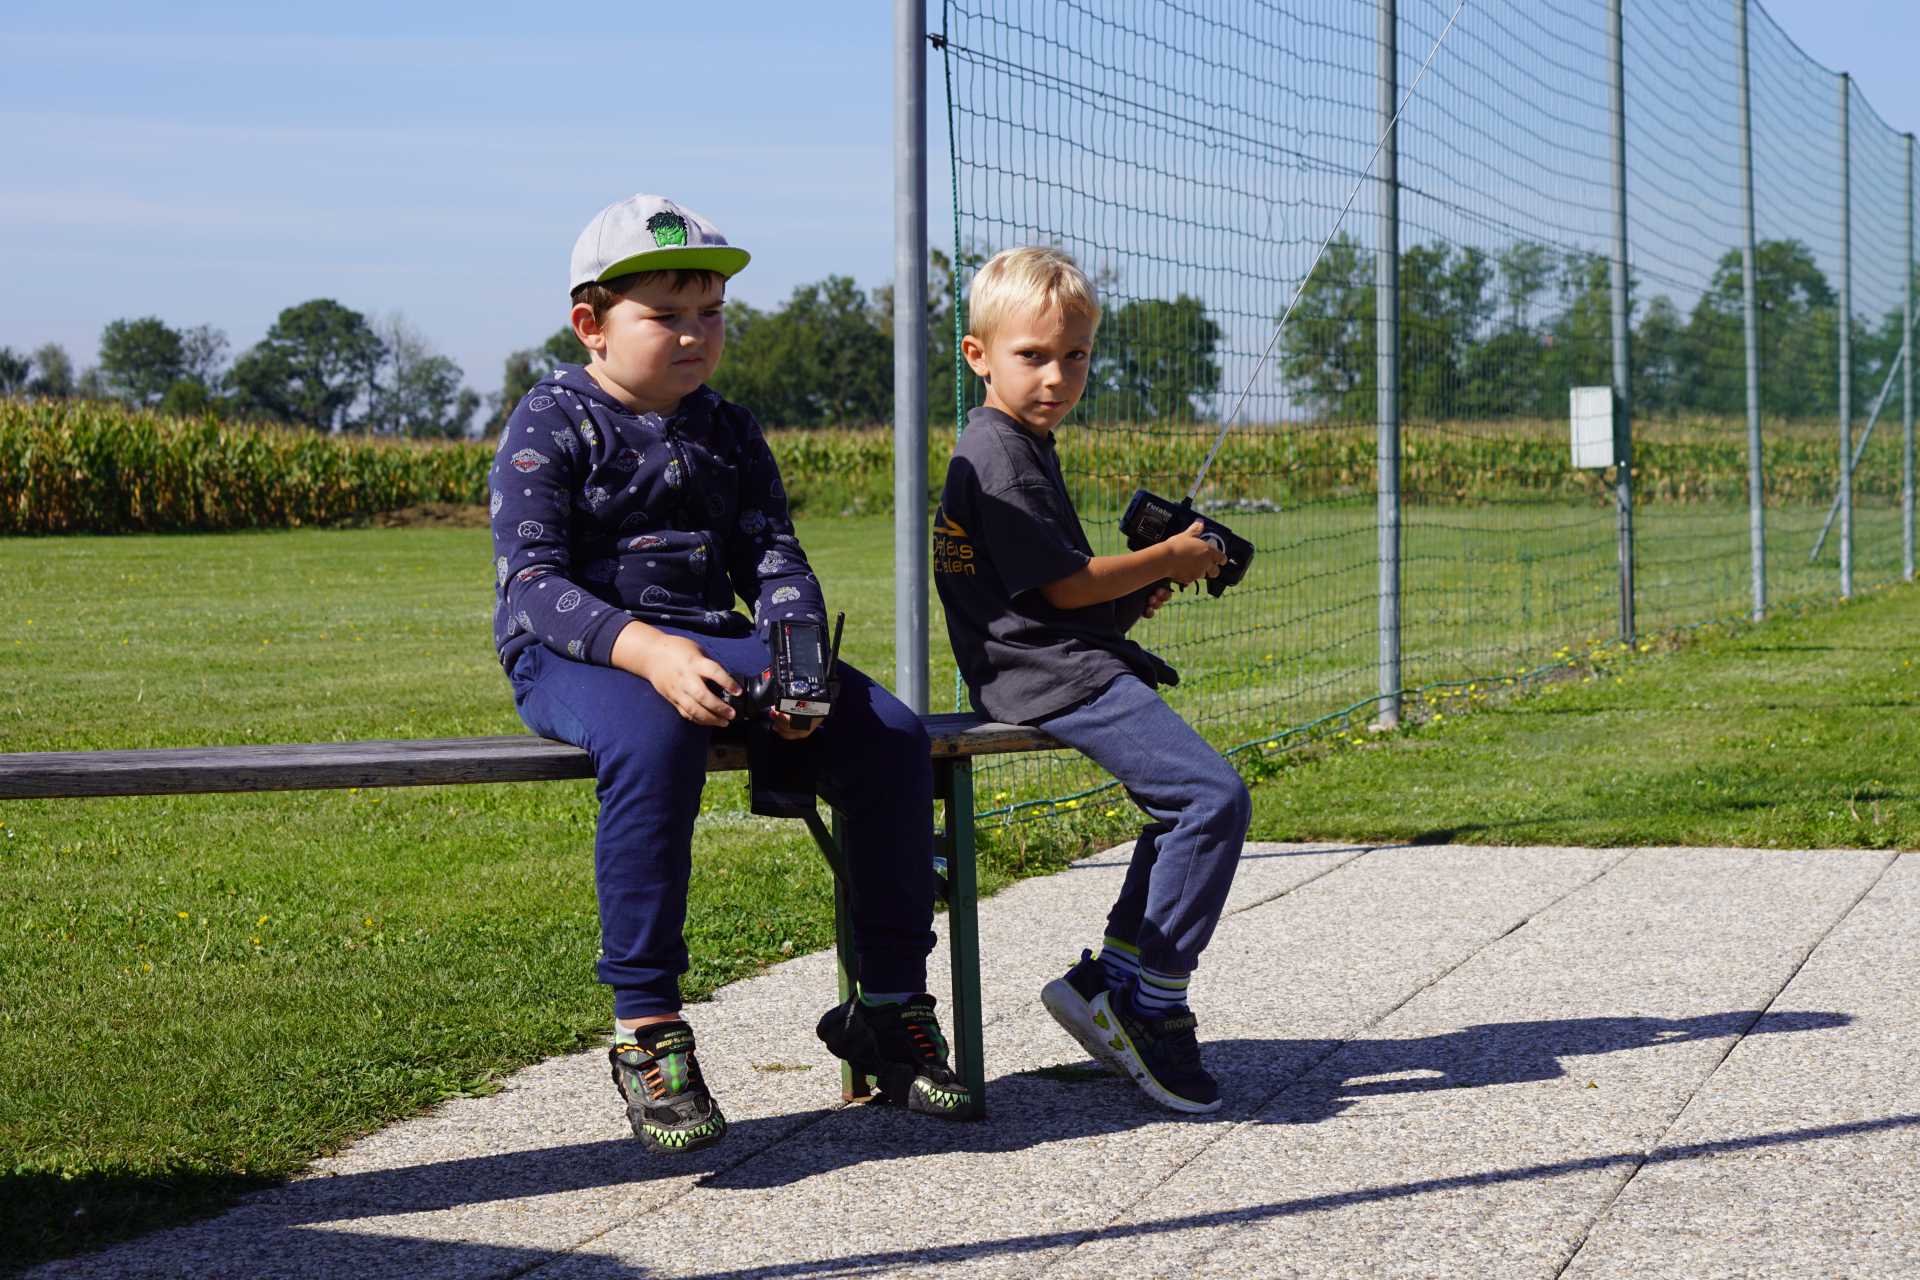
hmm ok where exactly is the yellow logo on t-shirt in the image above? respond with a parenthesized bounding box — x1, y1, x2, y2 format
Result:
(933, 506, 976, 576)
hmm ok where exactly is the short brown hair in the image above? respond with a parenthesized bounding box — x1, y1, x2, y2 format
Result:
(570, 268, 727, 325)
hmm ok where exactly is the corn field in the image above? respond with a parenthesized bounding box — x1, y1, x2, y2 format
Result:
(0, 402, 493, 534)
(0, 399, 1877, 535)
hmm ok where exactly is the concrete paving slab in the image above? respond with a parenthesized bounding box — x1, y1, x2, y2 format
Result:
(1564, 852, 1920, 1279)
(1046, 847, 1895, 1280)
(25, 844, 1912, 1280)
(522, 843, 1622, 1279)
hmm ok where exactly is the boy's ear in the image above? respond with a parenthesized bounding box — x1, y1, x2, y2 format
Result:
(960, 333, 990, 380)
(569, 302, 604, 356)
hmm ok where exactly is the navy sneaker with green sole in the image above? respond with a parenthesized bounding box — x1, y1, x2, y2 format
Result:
(816, 994, 973, 1117)
(1092, 985, 1222, 1114)
(610, 1020, 728, 1154)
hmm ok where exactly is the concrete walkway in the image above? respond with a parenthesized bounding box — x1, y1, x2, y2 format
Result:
(33, 843, 1919, 1279)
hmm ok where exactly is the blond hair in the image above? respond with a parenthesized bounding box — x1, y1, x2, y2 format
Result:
(966, 246, 1100, 342)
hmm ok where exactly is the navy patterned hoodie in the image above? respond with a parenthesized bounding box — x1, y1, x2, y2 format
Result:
(489, 365, 826, 673)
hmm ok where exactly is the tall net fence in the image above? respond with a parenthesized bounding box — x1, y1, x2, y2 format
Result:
(937, 0, 1917, 820)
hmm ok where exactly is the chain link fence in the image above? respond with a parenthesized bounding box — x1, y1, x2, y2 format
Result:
(936, 0, 1916, 820)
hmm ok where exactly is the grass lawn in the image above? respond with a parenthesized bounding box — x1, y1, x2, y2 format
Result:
(1244, 579, 1919, 849)
(0, 514, 1915, 1274)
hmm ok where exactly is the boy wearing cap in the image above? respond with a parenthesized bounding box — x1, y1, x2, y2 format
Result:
(493, 195, 968, 1154)
(934, 246, 1248, 1114)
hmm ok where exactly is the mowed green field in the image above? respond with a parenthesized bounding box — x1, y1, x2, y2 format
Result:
(1, 507, 1915, 1273)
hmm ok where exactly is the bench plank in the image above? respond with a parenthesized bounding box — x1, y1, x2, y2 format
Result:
(0, 716, 1058, 801)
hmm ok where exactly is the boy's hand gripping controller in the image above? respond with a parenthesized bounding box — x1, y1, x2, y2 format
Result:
(1119, 490, 1254, 598)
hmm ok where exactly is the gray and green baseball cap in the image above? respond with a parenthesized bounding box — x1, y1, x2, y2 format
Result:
(569, 194, 750, 291)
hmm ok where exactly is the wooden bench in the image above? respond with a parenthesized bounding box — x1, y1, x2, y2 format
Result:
(0, 714, 1056, 1118)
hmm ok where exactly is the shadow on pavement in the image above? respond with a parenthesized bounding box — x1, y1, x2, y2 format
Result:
(669, 1112, 1920, 1280)
(1257, 1009, 1848, 1124)
(15, 1009, 1853, 1278)
(10, 1113, 818, 1279)
(699, 1008, 1849, 1190)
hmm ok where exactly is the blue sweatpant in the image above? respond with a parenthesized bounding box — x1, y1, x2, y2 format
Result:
(509, 631, 936, 1018)
(1033, 675, 1250, 974)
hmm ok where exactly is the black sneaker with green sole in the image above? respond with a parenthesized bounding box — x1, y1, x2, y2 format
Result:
(1094, 986, 1222, 1114)
(816, 994, 973, 1117)
(610, 1020, 728, 1154)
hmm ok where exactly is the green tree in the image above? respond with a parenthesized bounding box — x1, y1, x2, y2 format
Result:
(1678, 239, 1837, 419)
(179, 324, 230, 394)
(1399, 242, 1496, 418)
(1088, 294, 1223, 421)
(490, 327, 590, 433)
(229, 299, 384, 431)
(98, 317, 186, 407)
(710, 298, 806, 425)
(158, 379, 220, 417)
(1498, 241, 1557, 331)
(1277, 232, 1377, 419)
(1631, 295, 1686, 415)
(1279, 235, 1505, 421)
(25, 343, 74, 398)
(1535, 251, 1617, 412)
(711, 275, 891, 426)
(0, 347, 27, 396)
(373, 315, 479, 437)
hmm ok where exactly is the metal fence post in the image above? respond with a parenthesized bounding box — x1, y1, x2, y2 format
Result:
(1736, 0, 1766, 621)
(1608, 0, 1636, 643)
(1375, 0, 1402, 727)
(1837, 73, 1853, 599)
(894, 0, 930, 710)
(1905, 131, 1915, 583)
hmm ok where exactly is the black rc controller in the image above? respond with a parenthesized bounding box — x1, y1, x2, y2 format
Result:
(716, 613, 845, 726)
(1118, 489, 1255, 598)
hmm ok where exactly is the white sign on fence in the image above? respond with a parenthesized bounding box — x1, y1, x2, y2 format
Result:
(1570, 386, 1615, 469)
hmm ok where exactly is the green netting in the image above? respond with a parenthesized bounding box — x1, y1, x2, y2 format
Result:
(937, 0, 1917, 822)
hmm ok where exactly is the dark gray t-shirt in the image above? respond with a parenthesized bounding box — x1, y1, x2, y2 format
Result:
(935, 406, 1176, 724)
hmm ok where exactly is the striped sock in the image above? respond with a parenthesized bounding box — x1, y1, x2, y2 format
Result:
(1097, 936, 1141, 993)
(858, 983, 914, 1007)
(1132, 965, 1191, 1018)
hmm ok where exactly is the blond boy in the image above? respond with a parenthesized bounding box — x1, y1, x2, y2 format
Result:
(933, 246, 1249, 1112)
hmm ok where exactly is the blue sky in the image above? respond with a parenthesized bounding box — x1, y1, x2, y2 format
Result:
(1, 1, 1914, 407)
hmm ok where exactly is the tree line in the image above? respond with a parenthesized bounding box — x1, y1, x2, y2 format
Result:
(1281, 234, 1913, 423)
(12, 235, 1894, 439)
(0, 302, 480, 437)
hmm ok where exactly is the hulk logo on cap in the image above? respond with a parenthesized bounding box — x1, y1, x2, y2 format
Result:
(647, 211, 689, 248)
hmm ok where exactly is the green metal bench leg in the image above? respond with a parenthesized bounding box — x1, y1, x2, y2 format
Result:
(820, 808, 872, 1103)
(940, 759, 986, 1118)
(809, 778, 981, 1115)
